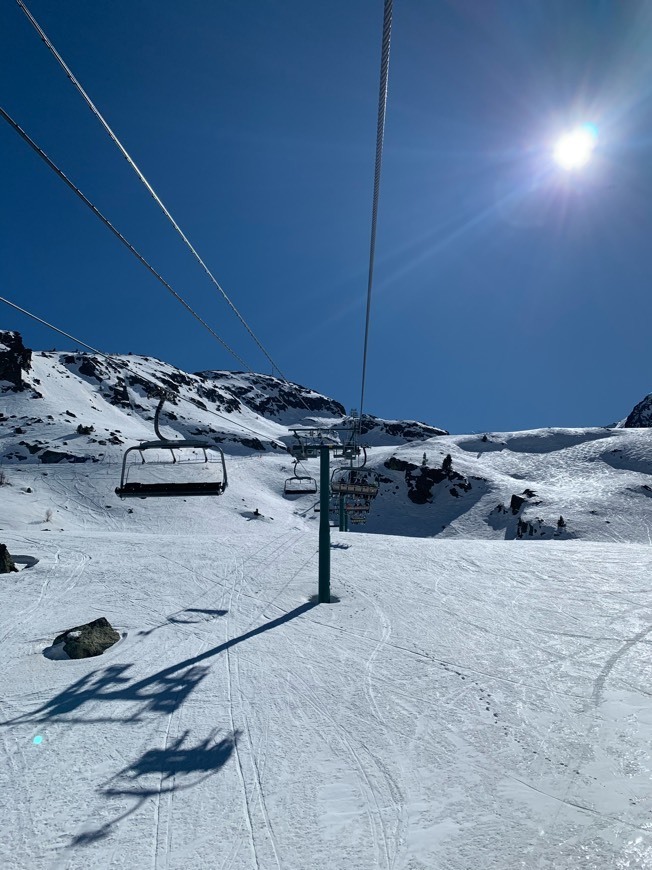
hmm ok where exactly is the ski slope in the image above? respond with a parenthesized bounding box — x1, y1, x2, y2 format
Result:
(1, 455, 652, 870)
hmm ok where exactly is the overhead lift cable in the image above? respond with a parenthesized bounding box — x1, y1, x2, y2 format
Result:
(16, 0, 286, 379)
(0, 293, 286, 448)
(0, 105, 250, 372)
(358, 0, 393, 424)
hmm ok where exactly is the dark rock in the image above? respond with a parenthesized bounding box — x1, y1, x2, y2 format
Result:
(358, 413, 448, 442)
(623, 393, 652, 428)
(78, 358, 102, 380)
(510, 494, 527, 514)
(76, 424, 94, 435)
(384, 456, 472, 504)
(384, 456, 412, 472)
(53, 617, 120, 659)
(0, 331, 32, 391)
(198, 371, 343, 422)
(240, 437, 266, 451)
(40, 450, 88, 464)
(19, 441, 43, 455)
(0, 544, 18, 573)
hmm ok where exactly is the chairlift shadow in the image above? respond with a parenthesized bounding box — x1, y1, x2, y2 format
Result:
(71, 728, 240, 848)
(5, 602, 317, 727)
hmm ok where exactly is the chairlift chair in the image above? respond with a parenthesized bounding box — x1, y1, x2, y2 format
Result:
(348, 511, 369, 525)
(284, 459, 318, 496)
(115, 395, 228, 499)
(344, 499, 371, 512)
(330, 467, 379, 499)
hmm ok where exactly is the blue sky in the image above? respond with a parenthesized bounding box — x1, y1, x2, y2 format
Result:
(3, 0, 652, 433)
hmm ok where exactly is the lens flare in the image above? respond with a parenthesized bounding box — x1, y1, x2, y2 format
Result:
(33, 736, 43, 745)
(553, 125, 597, 170)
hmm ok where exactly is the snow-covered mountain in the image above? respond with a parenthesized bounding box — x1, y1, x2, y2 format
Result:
(2, 330, 652, 870)
(0, 331, 449, 466)
(2, 331, 650, 543)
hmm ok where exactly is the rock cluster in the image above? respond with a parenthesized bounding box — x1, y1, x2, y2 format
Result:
(385, 454, 472, 504)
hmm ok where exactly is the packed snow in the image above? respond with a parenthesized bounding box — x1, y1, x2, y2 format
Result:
(1, 345, 652, 869)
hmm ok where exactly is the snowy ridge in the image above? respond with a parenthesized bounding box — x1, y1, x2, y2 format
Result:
(197, 370, 347, 426)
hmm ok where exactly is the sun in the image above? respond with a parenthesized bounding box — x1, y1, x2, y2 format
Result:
(553, 125, 598, 170)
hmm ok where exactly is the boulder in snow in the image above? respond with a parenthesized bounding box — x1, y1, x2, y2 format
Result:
(0, 544, 18, 574)
(53, 617, 120, 659)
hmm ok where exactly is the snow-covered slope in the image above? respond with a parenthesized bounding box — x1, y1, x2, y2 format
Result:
(2, 334, 652, 870)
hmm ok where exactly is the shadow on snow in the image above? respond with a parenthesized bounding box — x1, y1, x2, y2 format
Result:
(2, 601, 317, 726)
(70, 728, 240, 847)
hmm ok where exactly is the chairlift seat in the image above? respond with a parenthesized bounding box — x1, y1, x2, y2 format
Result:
(115, 437, 228, 499)
(116, 481, 225, 498)
(331, 481, 378, 496)
(284, 476, 318, 496)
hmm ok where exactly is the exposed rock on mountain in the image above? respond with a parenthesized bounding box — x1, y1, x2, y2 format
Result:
(0, 331, 31, 391)
(385, 454, 472, 504)
(358, 414, 448, 445)
(198, 371, 346, 425)
(622, 393, 652, 428)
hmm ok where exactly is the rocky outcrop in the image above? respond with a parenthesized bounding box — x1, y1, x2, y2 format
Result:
(385, 455, 472, 504)
(359, 414, 448, 444)
(198, 371, 345, 423)
(53, 617, 120, 659)
(0, 544, 18, 574)
(0, 331, 31, 391)
(622, 393, 652, 428)
(40, 450, 89, 464)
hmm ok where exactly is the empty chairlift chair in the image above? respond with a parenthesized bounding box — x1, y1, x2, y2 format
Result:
(284, 459, 317, 496)
(115, 396, 228, 499)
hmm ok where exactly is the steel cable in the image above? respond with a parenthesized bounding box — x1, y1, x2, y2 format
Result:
(16, 0, 285, 379)
(0, 105, 250, 371)
(0, 293, 287, 447)
(358, 0, 393, 425)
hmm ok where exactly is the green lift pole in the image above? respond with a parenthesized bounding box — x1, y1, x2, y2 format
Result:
(339, 494, 346, 532)
(318, 445, 331, 603)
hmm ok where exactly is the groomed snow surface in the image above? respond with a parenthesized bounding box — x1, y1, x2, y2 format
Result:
(1, 449, 652, 870)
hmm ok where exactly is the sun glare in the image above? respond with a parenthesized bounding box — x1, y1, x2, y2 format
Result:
(553, 125, 597, 170)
